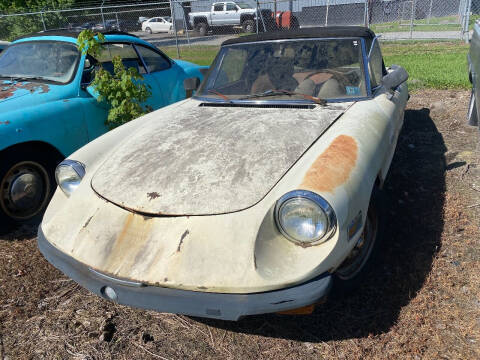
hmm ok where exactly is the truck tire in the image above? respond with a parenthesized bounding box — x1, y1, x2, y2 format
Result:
(196, 22, 208, 36)
(242, 20, 255, 33)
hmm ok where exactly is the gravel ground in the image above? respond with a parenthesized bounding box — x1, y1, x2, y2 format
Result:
(0, 90, 479, 359)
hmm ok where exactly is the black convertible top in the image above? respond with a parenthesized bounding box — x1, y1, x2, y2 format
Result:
(222, 26, 376, 46)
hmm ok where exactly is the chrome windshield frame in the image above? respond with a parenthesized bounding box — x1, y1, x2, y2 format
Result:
(194, 36, 373, 105)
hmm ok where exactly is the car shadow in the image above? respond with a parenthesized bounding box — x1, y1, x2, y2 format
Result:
(194, 108, 447, 341)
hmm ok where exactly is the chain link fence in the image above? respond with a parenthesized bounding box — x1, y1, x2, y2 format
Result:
(0, 0, 477, 57)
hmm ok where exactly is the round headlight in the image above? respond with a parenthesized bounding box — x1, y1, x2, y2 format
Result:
(55, 160, 86, 197)
(275, 190, 336, 246)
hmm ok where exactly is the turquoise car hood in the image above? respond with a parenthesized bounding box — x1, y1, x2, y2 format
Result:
(0, 80, 66, 113)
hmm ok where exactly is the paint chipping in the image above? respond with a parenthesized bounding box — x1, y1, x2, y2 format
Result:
(0, 82, 50, 100)
(197, 286, 208, 290)
(301, 135, 358, 192)
(177, 230, 189, 252)
(147, 192, 160, 200)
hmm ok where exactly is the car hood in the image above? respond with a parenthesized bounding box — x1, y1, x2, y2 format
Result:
(0, 80, 63, 111)
(91, 100, 350, 215)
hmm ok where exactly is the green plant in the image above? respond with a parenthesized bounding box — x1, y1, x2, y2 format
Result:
(77, 30, 152, 129)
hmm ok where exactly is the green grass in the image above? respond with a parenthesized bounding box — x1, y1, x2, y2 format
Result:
(370, 15, 462, 33)
(161, 45, 219, 66)
(381, 41, 469, 90)
(371, 14, 480, 33)
(161, 41, 470, 92)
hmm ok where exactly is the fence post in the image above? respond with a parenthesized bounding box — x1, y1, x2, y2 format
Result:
(364, 0, 369, 27)
(101, 1, 105, 29)
(255, 0, 259, 34)
(409, 0, 415, 39)
(427, 0, 433, 24)
(325, 0, 329, 27)
(169, 0, 180, 58)
(180, 2, 191, 47)
(40, 11, 46, 31)
(464, 0, 472, 43)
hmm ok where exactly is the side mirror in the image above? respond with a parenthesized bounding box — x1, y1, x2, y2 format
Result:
(382, 65, 408, 91)
(184, 77, 201, 98)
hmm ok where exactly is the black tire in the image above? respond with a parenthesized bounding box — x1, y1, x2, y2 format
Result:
(196, 22, 208, 36)
(468, 88, 479, 127)
(242, 19, 255, 33)
(145, 27, 152, 34)
(0, 148, 58, 233)
(332, 187, 386, 296)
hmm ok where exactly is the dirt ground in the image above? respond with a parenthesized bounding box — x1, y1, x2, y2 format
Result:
(1, 90, 479, 360)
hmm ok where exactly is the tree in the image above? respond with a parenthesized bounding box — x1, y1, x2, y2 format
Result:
(0, 1, 75, 40)
(77, 30, 152, 129)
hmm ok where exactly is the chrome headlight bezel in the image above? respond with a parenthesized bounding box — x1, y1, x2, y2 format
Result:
(55, 160, 86, 197)
(274, 190, 337, 246)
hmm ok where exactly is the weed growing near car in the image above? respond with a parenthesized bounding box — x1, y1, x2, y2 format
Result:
(77, 30, 152, 128)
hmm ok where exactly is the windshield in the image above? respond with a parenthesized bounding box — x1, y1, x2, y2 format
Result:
(0, 41, 79, 84)
(197, 38, 367, 102)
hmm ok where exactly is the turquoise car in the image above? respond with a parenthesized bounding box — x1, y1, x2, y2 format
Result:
(0, 31, 207, 228)
(0, 41, 9, 53)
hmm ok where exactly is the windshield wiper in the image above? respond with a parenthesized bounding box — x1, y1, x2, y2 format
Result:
(239, 89, 326, 106)
(208, 89, 232, 103)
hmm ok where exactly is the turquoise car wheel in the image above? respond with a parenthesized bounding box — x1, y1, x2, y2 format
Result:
(0, 159, 52, 225)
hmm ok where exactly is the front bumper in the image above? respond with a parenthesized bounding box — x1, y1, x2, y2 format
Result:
(38, 227, 332, 321)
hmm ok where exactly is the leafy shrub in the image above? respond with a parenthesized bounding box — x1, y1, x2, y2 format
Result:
(77, 30, 152, 128)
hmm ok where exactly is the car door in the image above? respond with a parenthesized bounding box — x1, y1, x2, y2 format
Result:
(134, 44, 184, 106)
(211, 3, 225, 26)
(225, 2, 239, 25)
(80, 42, 164, 140)
(153, 18, 164, 33)
(146, 18, 157, 32)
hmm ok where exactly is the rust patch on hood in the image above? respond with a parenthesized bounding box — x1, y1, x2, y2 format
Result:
(301, 135, 358, 192)
(0, 82, 50, 100)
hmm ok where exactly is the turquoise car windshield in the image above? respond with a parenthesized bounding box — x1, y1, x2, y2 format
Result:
(0, 41, 79, 84)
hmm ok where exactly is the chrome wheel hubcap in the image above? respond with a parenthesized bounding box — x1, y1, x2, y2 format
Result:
(1, 161, 50, 220)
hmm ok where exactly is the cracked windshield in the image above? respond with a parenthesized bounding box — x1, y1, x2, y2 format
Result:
(198, 38, 367, 101)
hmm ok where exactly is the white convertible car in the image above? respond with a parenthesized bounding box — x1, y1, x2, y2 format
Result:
(38, 27, 408, 321)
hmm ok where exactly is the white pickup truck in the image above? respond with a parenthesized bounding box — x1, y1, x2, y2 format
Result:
(189, 1, 272, 36)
